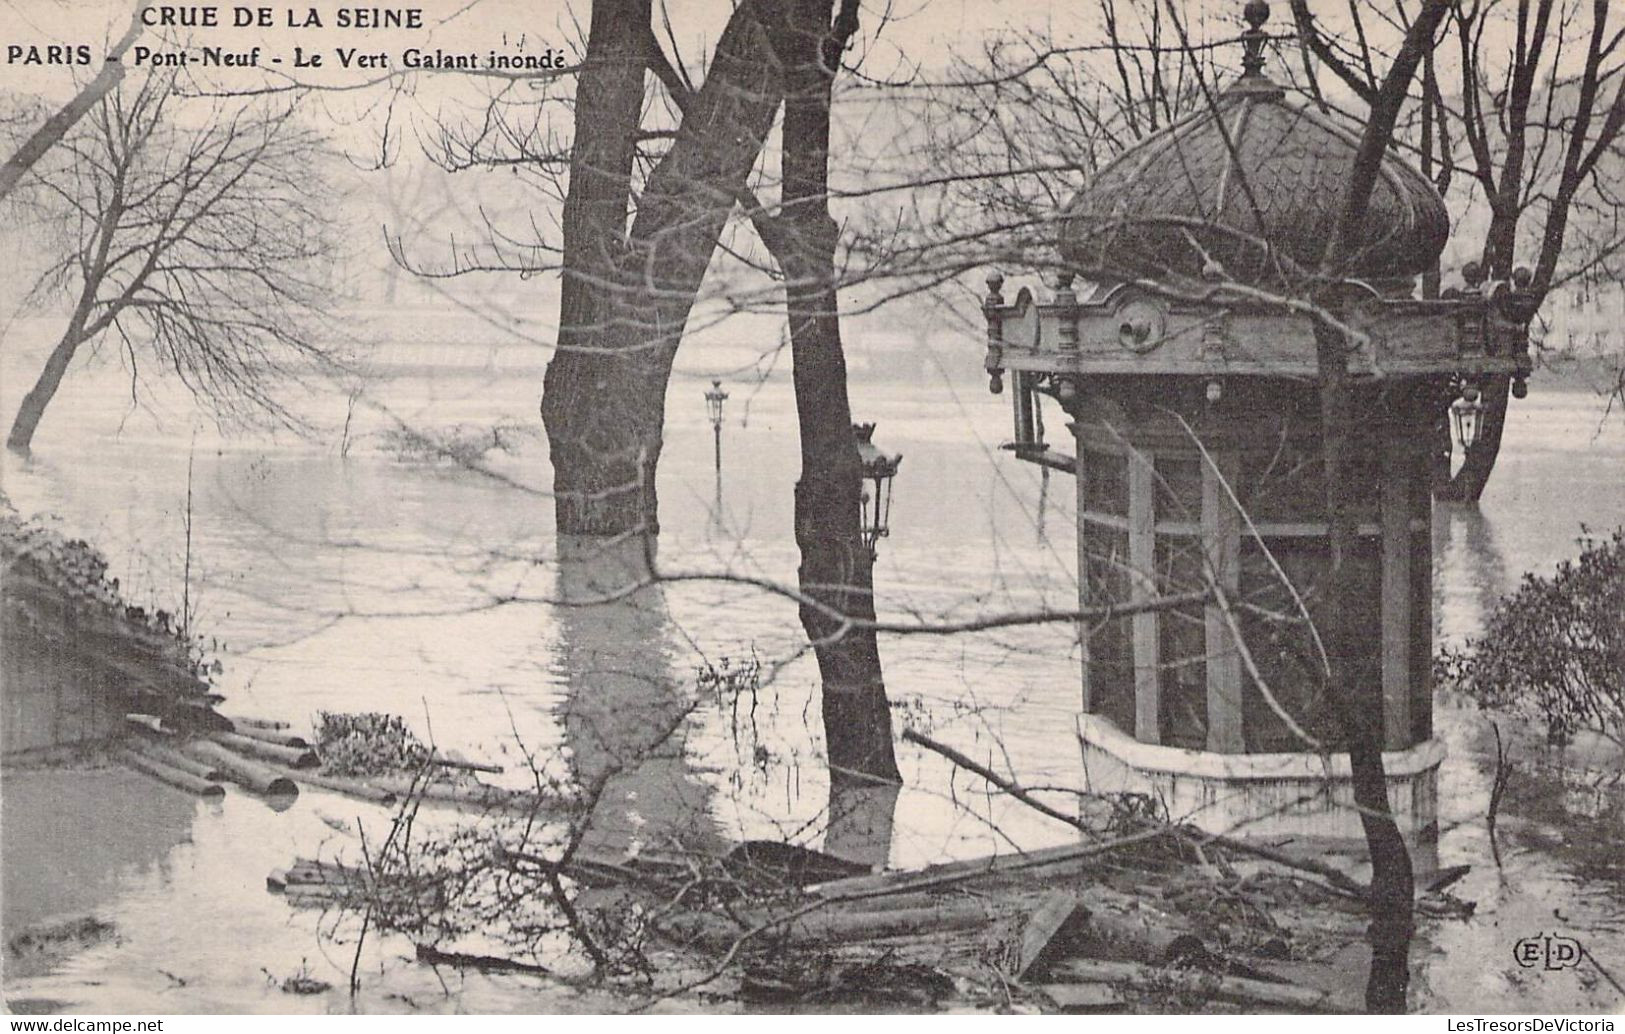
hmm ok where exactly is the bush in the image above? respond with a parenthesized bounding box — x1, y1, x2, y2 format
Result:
(313, 711, 432, 776)
(1437, 528, 1625, 748)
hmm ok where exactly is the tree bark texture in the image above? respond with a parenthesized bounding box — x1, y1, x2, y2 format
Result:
(7, 329, 85, 452)
(768, 0, 900, 784)
(541, 0, 784, 538)
(1312, 317, 1416, 1014)
(1316, 2, 1450, 1009)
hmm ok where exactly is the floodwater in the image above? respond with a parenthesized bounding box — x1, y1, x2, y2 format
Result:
(1, 346, 1621, 1013)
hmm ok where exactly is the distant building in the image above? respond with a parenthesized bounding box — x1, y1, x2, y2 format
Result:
(1538, 274, 1625, 359)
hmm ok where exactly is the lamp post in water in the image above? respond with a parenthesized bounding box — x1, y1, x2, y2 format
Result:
(704, 380, 728, 473)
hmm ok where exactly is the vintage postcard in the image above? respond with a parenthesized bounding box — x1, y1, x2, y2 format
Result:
(0, 0, 1621, 1019)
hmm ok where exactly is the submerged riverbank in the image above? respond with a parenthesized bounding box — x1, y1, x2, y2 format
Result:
(1, 367, 1620, 1012)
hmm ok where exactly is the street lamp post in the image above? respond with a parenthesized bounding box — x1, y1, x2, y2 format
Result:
(853, 422, 902, 560)
(704, 380, 729, 472)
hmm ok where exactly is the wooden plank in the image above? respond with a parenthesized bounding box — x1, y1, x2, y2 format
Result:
(1128, 449, 1160, 744)
(1201, 449, 1244, 753)
(1013, 891, 1088, 981)
(1380, 440, 1412, 751)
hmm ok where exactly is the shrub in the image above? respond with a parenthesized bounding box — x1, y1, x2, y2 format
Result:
(313, 711, 432, 776)
(1436, 528, 1625, 748)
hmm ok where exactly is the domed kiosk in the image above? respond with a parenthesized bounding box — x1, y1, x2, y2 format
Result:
(982, 4, 1536, 845)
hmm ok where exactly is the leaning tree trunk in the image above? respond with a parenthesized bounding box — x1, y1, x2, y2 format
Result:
(8, 326, 85, 453)
(1313, 315, 1415, 1013)
(541, 0, 784, 539)
(0, 7, 142, 204)
(770, 0, 900, 784)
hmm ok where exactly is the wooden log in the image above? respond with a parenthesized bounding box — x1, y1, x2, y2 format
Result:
(656, 899, 1006, 950)
(228, 724, 311, 750)
(206, 730, 318, 768)
(1013, 891, 1089, 981)
(228, 716, 292, 731)
(114, 747, 225, 797)
(125, 713, 170, 735)
(430, 749, 504, 775)
(283, 887, 346, 910)
(125, 737, 224, 781)
(1036, 984, 1127, 1011)
(361, 773, 546, 812)
(1073, 889, 1208, 965)
(180, 739, 299, 796)
(1048, 958, 1358, 1013)
(259, 765, 397, 805)
(808, 841, 1104, 898)
(415, 944, 549, 975)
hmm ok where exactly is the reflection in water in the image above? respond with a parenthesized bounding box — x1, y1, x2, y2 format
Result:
(823, 779, 901, 870)
(1433, 502, 1510, 648)
(1, 766, 201, 940)
(552, 535, 719, 858)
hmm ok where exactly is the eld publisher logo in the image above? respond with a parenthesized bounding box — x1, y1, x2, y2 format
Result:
(1514, 932, 1584, 971)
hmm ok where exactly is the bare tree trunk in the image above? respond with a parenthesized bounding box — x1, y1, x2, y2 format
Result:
(1311, 314, 1416, 1014)
(542, 0, 658, 537)
(770, 0, 900, 784)
(0, 8, 142, 203)
(541, 0, 784, 539)
(8, 329, 84, 453)
(1312, 2, 1449, 1008)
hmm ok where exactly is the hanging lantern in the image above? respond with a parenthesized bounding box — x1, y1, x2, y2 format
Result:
(1451, 384, 1484, 451)
(853, 423, 902, 559)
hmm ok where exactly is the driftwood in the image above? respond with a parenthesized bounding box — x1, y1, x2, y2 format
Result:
(1072, 888, 1208, 965)
(1048, 958, 1358, 1012)
(228, 724, 311, 750)
(364, 773, 522, 808)
(1036, 983, 1127, 1010)
(260, 764, 397, 805)
(205, 730, 318, 768)
(415, 944, 549, 975)
(807, 839, 1146, 900)
(125, 713, 172, 735)
(114, 747, 225, 797)
(225, 716, 292, 731)
(429, 750, 503, 775)
(282, 886, 346, 909)
(905, 728, 1372, 902)
(657, 899, 1009, 950)
(180, 739, 298, 796)
(125, 737, 223, 781)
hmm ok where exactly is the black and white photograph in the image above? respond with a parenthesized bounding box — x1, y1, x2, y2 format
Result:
(0, 0, 1621, 1018)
